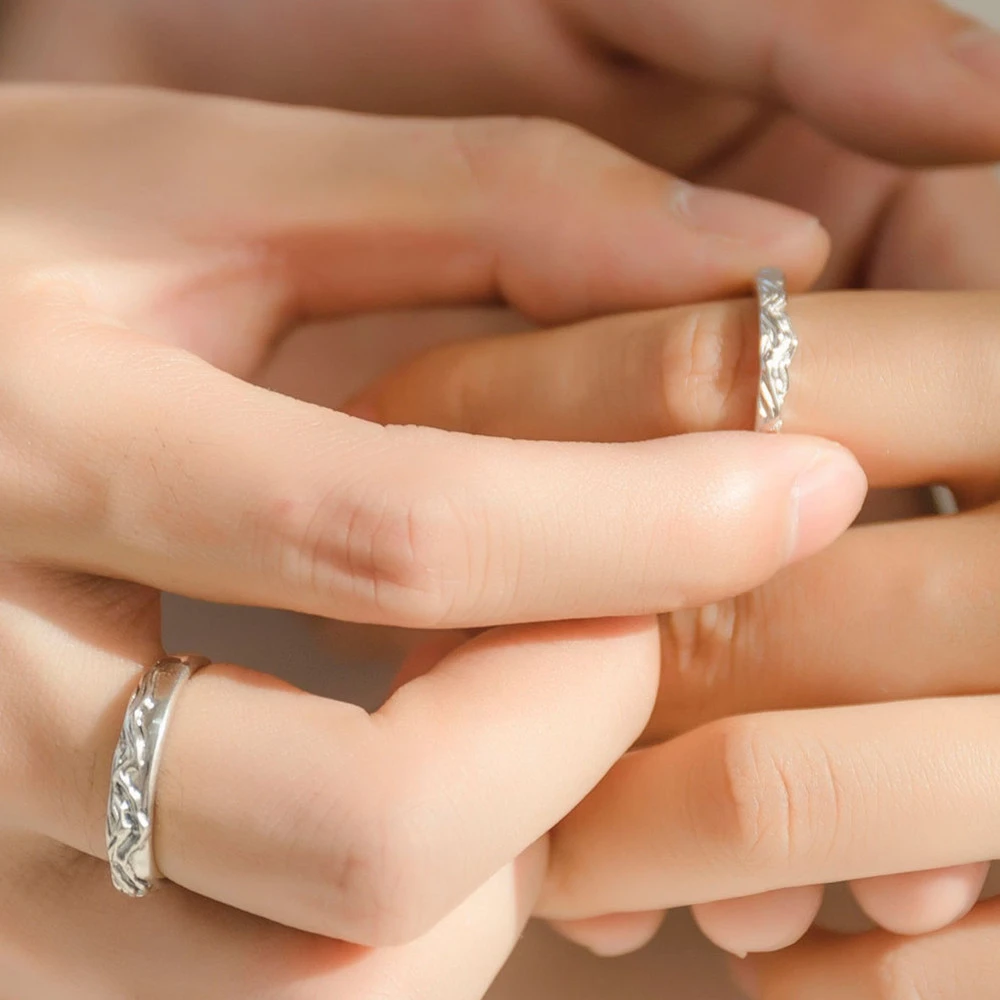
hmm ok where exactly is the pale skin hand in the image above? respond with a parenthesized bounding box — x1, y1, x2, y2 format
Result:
(0, 86, 873, 997)
(5, 0, 1000, 297)
(92, 0, 1000, 965)
(21, 0, 995, 564)
(1, 1, 997, 989)
(350, 286, 1000, 968)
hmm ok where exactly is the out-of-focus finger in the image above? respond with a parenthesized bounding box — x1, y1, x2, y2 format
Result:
(564, 0, 1000, 164)
(5, 88, 828, 323)
(868, 167, 1000, 291)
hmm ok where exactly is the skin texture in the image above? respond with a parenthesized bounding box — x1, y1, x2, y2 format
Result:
(0, 0, 999, 990)
(5, 0, 1000, 297)
(350, 287, 1000, 964)
(0, 85, 872, 997)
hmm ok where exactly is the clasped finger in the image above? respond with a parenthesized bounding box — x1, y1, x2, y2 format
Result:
(538, 696, 1000, 921)
(0, 563, 661, 946)
(353, 289, 1000, 497)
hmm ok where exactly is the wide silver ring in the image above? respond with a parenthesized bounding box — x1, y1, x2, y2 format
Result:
(755, 268, 798, 433)
(106, 653, 210, 897)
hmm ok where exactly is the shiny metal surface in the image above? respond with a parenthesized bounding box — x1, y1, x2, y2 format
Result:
(106, 653, 210, 897)
(755, 267, 798, 434)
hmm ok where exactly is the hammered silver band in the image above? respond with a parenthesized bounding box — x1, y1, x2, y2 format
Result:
(106, 653, 210, 897)
(755, 268, 798, 433)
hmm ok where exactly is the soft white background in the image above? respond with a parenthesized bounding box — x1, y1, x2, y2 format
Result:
(164, 1, 1000, 994)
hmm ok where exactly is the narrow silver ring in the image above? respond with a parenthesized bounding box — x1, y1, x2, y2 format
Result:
(106, 653, 210, 897)
(755, 268, 798, 433)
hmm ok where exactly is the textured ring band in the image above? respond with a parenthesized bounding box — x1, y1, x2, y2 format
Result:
(755, 268, 798, 433)
(106, 653, 210, 897)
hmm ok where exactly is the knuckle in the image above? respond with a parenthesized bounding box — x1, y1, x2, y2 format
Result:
(692, 717, 839, 871)
(260, 446, 479, 626)
(717, 719, 795, 868)
(450, 116, 627, 321)
(652, 302, 757, 434)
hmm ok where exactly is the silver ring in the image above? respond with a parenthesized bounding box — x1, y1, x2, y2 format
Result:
(106, 653, 210, 897)
(755, 268, 798, 433)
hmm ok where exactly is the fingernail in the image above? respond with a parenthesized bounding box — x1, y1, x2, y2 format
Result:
(671, 181, 820, 243)
(952, 24, 1000, 86)
(787, 445, 868, 564)
(728, 957, 760, 999)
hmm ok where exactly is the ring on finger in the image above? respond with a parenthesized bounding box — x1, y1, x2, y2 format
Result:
(755, 268, 798, 433)
(106, 653, 210, 897)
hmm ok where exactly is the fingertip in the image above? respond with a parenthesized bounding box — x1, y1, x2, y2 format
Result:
(744, 217, 830, 300)
(776, 217, 831, 294)
(786, 441, 868, 565)
(850, 863, 990, 936)
(670, 181, 829, 295)
(693, 886, 824, 956)
(549, 910, 667, 958)
(671, 182, 824, 250)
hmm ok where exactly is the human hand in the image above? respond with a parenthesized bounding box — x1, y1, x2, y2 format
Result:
(16, 0, 999, 297)
(0, 85, 870, 995)
(348, 286, 1000, 965)
(58, 0, 1000, 168)
(0, 609, 657, 999)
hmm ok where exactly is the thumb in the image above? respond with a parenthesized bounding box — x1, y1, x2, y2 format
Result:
(15, 323, 867, 629)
